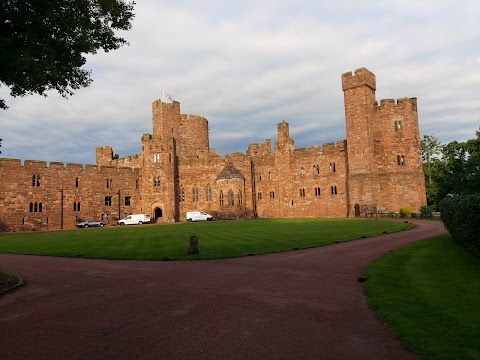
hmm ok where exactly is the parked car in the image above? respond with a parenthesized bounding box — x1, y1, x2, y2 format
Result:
(117, 214, 150, 226)
(77, 220, 106, 228)
(186, 211, 213, 222)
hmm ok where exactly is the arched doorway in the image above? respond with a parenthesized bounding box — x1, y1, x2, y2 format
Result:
(154, 207, 163, 223)
(354, 204, 361, 217)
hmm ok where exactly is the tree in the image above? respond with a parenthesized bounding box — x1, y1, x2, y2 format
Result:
(0, 0, 135, 110)
(420, 134, 444, 206)
(439, 131, 480, 198)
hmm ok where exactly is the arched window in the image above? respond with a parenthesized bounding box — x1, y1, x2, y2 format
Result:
(29, 202, 33, 212)
(75, 177, 79, 188)
(301, 167, 305, 176)
(228, 190, 234, 206)
(238, 190, 243, 206)
(106, 179, 110, 188)
(313, 165, 319, 175)
(36, 175, 40, 186)
(192, 186, 199, 202)
(39, 202, 42, 212)
(206, 185, 212, 201)
(73, 203, 77, 211)
(135, 179, 139, 190)
(153, 177, 160, 188)
(32, 175, 36, 187)
(34, 202, 38, 212)
(219, 190, 224, 206)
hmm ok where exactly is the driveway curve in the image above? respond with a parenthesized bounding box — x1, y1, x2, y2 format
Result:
(0, 220, 445, 360)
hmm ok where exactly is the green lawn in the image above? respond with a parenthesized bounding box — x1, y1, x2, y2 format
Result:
(0, 218, 413, 260)
(364, 233, 480, 360)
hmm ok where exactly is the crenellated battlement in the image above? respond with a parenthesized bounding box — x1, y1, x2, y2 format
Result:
(342, 67, 376, 91)
(376, 97, 417, 112)
(247, 139, 272, 157)
(0, 158, 139, 174)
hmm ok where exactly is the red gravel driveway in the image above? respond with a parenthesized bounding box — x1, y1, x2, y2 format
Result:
(0, 220, 445, 360)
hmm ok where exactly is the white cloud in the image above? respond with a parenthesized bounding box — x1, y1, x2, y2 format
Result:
(1, 1, 479, 163)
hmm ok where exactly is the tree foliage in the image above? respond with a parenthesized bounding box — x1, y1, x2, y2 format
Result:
(421, 131, 480, 207)
(0, 0, 135, 109)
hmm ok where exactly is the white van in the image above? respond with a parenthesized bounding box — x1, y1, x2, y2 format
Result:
(186, 211, 213, 222)
(117, 214, 150, 225)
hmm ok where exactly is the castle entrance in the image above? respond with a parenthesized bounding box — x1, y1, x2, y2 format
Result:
(154, 207, 163, 223)
(354, 204, 360, 217)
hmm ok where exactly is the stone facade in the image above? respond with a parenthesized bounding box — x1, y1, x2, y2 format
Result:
(0, 67, 426, 231)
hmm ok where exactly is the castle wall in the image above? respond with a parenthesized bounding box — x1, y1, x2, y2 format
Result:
(0, 159, 141, 231)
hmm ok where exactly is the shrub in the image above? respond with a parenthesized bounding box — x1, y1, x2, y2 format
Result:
(400, 206, 413, 218)
(420, 205, 436, 217)
(439, 194, 480, 255)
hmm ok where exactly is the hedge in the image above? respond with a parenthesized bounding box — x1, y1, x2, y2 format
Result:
(439, 194, 480, 255)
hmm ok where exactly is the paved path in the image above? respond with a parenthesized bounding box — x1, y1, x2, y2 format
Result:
(0, 220, 445, 360)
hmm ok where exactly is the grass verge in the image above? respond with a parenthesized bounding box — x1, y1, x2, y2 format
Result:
(364, 233, 480, 360)
(0, 218, 413, 260)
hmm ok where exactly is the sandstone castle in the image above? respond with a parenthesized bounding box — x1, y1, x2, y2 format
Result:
(0, 68, 426, 231)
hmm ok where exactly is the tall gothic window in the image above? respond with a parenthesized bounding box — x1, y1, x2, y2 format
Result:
(179, 187, 185, 202)
(192, 186, 199, 202)
(219, 190, 224, 206)
(206, 185, 212, 201)
(227, 190, 234, 206)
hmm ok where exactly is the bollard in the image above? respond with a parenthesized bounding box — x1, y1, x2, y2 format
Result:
(188, 235, 199, 255)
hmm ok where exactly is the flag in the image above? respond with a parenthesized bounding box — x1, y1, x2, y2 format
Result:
(165, 93, 174, 102)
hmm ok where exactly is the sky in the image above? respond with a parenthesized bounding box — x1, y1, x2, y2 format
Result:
(1, 0, 479, 164)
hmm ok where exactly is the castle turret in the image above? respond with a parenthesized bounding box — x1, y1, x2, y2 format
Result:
(342, 68, 376, 174)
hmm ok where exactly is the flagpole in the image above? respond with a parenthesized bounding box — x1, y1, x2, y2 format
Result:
(162, 83, 165, 102)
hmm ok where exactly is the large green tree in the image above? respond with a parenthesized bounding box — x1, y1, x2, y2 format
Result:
(421, 134, 445, 206)
(439, 131, 480, 198)
(0, 0, 135, 109)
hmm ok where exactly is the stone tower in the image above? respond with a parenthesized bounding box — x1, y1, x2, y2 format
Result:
(342, 68, 426, 216)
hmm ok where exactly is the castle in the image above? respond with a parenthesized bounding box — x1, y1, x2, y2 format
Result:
(0, 68, 426, 231)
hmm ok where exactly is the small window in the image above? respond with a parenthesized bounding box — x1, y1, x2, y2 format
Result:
(153, 177, 160, 188)
(105, 196, 112, 206)
(238, 190, 243, 206)
(34, 202, 38, 212)
(270, 191, 275, 199)
(192, 186, 199, 202)
(101, 214, 105, 221)
(227, 190, 234, 206)
(32, 175, 36, 187)
(29, 202, 33, 212)
(331, 186, 338, 195)
(73, 203, 76, 211)
(257, 192, 262, 200)
(182, 127, 186, 135)
(179, 187, 185, 202)
(75, 177, 79, 188)
(135, 179, 139, 190)
(36, 175, 40, 186)
(301, 167, 305, 176)
(38, 202, 42, 212)
(397, 155, 405, 166)
(314, 165, 320, 175)
(106, 179, 109, 188)
(220, 190, 224, 206)
(299, 188, 305, 197)
(394, 121, 403, 132)
(110, 179, 113, 189)
(315, 187, 321, 196)
(125, 196, 131, 206)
